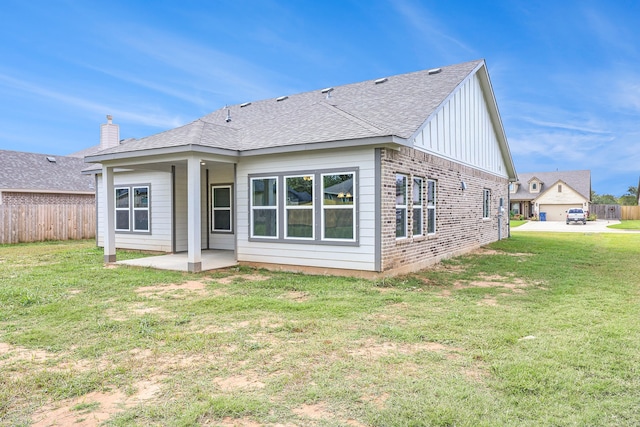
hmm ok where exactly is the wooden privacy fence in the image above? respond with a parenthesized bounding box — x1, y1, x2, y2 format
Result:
(591, 204, 640, 220)
(0, 204, 95, 244)
(621, 205, 640, 220)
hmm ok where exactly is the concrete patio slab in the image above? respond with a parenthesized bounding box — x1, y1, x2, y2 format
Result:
(116, 250, 236, 272)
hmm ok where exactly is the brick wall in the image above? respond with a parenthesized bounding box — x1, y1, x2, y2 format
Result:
(381, 147, 509, 274)
(1, 192, 95, 205)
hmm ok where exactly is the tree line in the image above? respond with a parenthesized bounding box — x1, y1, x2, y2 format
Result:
(591, 185, 638, 206)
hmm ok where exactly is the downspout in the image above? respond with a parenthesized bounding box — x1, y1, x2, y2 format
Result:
(498, 197, 504, 240)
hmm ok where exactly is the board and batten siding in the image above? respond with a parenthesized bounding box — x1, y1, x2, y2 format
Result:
(413, 73, 508, 178)
(96, 170, 173, 252)
(235, 147, 377, 271)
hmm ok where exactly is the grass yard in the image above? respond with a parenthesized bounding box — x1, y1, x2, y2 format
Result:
(509, 219, 527, 228)
(1, 235, 640, 426)
(608, 220, 640, 230)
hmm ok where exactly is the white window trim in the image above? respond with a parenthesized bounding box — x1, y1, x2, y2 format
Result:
(212, 184, 233, 233)
(395, 173, 408, 239)
(483, 188, 491, 219)
(412, 176, 424, 237)
(250, 176, 279, 239)
(115, 185, 151, 234)
(132, 186, 150, 232)
(285, 175, 315, 240)
(115, 187, 130, 232)
(427, 179, 436, 235)
(321, 172, 356, 242)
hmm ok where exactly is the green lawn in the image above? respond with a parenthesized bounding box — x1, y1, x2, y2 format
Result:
(1, 236, 639, 426)
(509, 219, 527, 228)
(608, 220, 640, 230)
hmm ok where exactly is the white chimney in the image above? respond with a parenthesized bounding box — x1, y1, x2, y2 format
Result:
(100, 114, 120, 150)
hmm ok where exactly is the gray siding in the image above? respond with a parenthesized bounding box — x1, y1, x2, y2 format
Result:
(236, 147, 377, 271)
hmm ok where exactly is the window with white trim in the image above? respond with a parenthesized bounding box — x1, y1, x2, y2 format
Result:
(286, 175, 314, 239)
(395, 174, 408, 238)
(412, 177, 424, 237)
(427, 179, 436, 234)
(250, 177, 278, 238)
(212, 185, 232, 232)
(115, 185, 150, 233)
(483, 189, 491, 219)
(249, 170, 357, 243)
(115, 188, 130, 231)
(322, 173, 355, 240)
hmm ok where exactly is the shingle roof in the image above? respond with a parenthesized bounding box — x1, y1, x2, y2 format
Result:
(513, 170, 591, 200)
(88, 60, 485, 158)
(0, 149, 95, 193)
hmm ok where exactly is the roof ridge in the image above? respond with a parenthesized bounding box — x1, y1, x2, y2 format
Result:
(318, 102, 392, 135)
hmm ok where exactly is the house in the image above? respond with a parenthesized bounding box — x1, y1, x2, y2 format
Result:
(0, 149, 95, 206)
(85, 59, 517, 276)
(509, 170, 591, 221)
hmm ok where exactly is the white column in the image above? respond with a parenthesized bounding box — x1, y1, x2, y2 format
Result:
(102, 165, 116, 263)
(187, 156, 202, 272)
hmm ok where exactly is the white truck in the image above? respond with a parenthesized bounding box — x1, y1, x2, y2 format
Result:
(566, 208, 586, 225)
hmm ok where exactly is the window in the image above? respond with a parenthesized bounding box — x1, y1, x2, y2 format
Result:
(212, 185, 232, 232)
(412, 177, 423, 237)
(483, 189, 491, 219)
(395, 174, 408, 238)
(115, 185, 150, 233)
(427, 180, 436, 234)
(322, 173, 355, 240)
(249, 170, 357, 243)
(251, 177, 278, 238)
(115, 188, 130, 231)
(133, 186, 150, 232)
(558, 184, 562, 193)
(286, 175, 314, 239)
(509, 183, 516, 193)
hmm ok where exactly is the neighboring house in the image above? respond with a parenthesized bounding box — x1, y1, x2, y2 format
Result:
(85, 59, 517, 275)
(509, 170, 591, 221)
(0, 149, 95, 206)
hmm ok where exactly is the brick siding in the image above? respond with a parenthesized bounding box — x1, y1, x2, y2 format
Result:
(1, 192, 95, 206)
(381, 147, 509, 274)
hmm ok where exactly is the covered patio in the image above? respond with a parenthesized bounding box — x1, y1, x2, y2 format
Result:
(115, 250, 236, 272)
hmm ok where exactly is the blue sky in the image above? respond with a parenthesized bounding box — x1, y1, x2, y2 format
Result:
(1, 1, 638, 196)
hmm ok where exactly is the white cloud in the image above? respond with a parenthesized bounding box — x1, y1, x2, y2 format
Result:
(0, 72, 184, 129)
(389, 0, 476, 60)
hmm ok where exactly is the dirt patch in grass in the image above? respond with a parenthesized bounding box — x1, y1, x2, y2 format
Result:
(455, 274, 532, 292)
(213, 274, 271, 285)
(31, 379, 162, 427)
(0, 342, 54, 367)
(472, 248, 532, 257)
(136, 280, 210, 298)
(348, 339, 462, 359)
(214, 373, 266, 391)
(280, 290, 310, 302)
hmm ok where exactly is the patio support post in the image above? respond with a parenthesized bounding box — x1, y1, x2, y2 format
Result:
(187, 156, 202, 272)
(102, 165, 116, 263)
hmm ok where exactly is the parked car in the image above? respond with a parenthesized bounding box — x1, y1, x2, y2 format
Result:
(566, 208, 586, 225)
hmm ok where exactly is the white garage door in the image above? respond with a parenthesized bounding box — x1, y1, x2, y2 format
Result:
(539, 204, 581, 221)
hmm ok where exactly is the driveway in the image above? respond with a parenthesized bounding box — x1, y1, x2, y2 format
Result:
(512, 219, 635, 233)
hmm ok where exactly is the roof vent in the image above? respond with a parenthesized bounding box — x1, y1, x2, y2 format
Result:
(240, 102, 251, 108)
(321, 87, 334, 99)
(428, 68, 442, 75)
(374, 77, 388, 84)
(276, 96, 288, 102)
(46, 156, 56, 163)
(225, 109, 232, 123)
